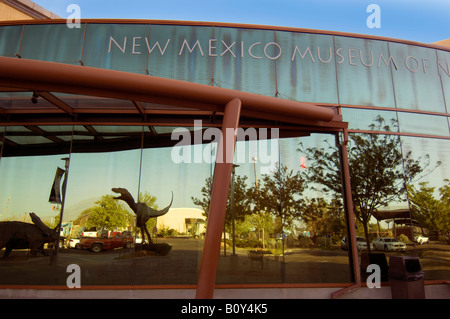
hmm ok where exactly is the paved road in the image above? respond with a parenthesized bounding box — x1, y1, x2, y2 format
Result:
(0, 238, 448, 286)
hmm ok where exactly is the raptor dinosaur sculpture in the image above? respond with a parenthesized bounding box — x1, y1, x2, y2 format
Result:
(111, 188, 173, 245)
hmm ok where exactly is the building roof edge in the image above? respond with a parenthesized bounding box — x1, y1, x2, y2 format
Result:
(1, 0, 61, 19)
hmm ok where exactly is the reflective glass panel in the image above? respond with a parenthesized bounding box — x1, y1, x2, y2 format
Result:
(389, 43, 446, 113)
(341, 108, 398, 132)
(0, 126, 71, 285)
(401, 136, 450, 280)
(437, 49, 450, 113)
(0, 25, 22, 58)
(147, 24, 213, 84)
(397, 112, 450, 137)
(83, 24, 150, 74)
(334, 36, 395, 108)
(275, 31, 338, 104)
(20, 24, 84, 64)
(212, 27, 277, 96)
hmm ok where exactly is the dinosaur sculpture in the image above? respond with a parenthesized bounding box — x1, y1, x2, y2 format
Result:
(112, 188, 173, 245)
(0, 212, 59, 258)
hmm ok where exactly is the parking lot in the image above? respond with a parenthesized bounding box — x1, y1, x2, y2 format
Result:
(0, 238, 449, 286)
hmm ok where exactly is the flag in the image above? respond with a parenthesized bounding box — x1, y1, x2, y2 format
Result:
(49, 167, 65, 204)
(300, 156, 307, 169)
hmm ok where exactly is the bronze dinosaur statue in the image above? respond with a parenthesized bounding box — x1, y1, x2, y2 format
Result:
(0, 212, 59, 258)
(111, 188, 173, 245)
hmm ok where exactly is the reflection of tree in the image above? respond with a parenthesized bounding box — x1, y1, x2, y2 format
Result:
(191, 176, 213, 220)
(138, 191, 159, 233)
(299, 116, 433, 250)
(249, 164, 305, 235)
(74, 191, 158, 232)
(81, 195, 134, 230)
(192, 164, 306, 247)
(408, 180, 450, 243)
(191, 175, 252, 230)
(302, 198, 346, 245)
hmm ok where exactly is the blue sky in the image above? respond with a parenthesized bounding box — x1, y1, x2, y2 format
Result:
(33, 0, 449, 44)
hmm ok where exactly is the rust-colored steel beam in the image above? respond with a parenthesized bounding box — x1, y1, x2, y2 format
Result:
(195, 98, 241, 299)
(0, 57, 335, 124)
(331, 128, 361, 299)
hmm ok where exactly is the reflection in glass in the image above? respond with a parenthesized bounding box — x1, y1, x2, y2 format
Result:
(211, 134, 352, 284)
(0, 126, 70, 285)
(334, 37, 395, 108)
(134, 132, 212, 285)
(402, 137, 450, 280)
(341, 108, 398, 132)
(299, 117, 433, 281)
(397, 112, 449, 137)
(389, 43, 446, 113)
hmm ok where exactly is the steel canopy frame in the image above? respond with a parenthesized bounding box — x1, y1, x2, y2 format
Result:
(0, 56, 359, 298)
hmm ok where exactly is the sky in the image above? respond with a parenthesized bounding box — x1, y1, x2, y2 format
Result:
(32, 0, 450, 44)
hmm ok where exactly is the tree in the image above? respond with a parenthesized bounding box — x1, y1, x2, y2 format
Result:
(302, 197, 346, 246)
(84, 195, 134, 230)
(191, 176, 213, 219)
(299, 116, 432, 250)
(251, 163, 306, 235)
(191, 175, 252, 228)
(408, 180, 450, 243)
(138, 191, 159, 232)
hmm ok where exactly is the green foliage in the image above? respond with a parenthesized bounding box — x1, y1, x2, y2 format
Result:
(408, 179, 450, 242)
(397, 234, 410, 244)
(75, 191, 162, 232)
(299, 116, 434, 249)
(84, 195, 134, 229)
(158, 226, 178, 237)
(252, 164, 306, 231)
(138, 191, 159, 230)
(192, 163, 345, 249)
(235, 238, 262, 249)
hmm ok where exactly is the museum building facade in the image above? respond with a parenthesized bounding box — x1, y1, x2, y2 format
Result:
(0, 19, 449, 298)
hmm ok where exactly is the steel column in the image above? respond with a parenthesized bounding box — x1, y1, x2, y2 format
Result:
(195, 98, 242, 299)
(331, 128, 361, 298)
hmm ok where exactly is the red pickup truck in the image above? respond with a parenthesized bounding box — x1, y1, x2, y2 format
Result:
(80, 232, 129, 253)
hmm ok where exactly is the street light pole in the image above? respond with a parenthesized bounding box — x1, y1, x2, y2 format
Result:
(231, 164, 239, 256)
(252, 156, 265, 249)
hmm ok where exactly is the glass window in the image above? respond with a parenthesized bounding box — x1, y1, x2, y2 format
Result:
(334, 37, 396, 108)
(437, 49, 450, 113)
(397, 112, 450, 137)
(341, 108, 398, 132)
(0, 126, 71, 285)
(147, 24, 213, 84)
(213, 132, 352, 284)
(389, 43, 446, 113)
(83, 24, 150, 74)
(275, 31, 338, 104)
(401, 136, 450, 281)
(285, 134, 352, 283)
(212, 27, 277, 96)
(20, 24, 85, 64)
(0, 25, 22, 58)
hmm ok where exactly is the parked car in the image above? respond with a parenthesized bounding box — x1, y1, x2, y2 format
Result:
(68, 238, 82, 249)
(414, 235, 429, 245)
(372, 237, 406, 252)
(80, 232, 128, 252)
(81, 227, 98, 237)
(341, 236, 370, 250)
